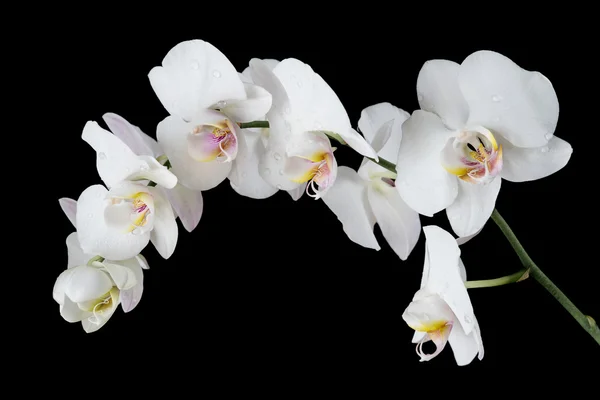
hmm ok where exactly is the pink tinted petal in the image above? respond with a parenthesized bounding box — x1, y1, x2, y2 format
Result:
(187, 130, 223, 162)
(59, 197, 77, 228)
(285, 156, 318, 183)
(416, 322, 453, 362)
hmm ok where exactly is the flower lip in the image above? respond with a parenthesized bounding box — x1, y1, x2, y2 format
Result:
(441, 126, 503, 184)
(187, 119, 238, 163)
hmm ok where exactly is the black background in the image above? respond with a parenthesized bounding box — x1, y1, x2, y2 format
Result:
(32, 14, 599, 380)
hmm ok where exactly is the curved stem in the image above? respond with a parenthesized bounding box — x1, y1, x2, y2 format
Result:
(239, 121, 269, 129)
(492, 209, 600, 345)
(365, 156, 397, 174)
(465, 269, 529, 289)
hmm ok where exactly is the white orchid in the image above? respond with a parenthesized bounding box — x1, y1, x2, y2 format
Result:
(248, 57, 377, 199)
(76, 121, 178, 260)
(322, 103, 421, 260)
(396, 50, 573, 237)
(150, 40, 273, 191)
(102, 113, 204, 232)
(54, 201, 148, 333)
(402, 225, 484, 366)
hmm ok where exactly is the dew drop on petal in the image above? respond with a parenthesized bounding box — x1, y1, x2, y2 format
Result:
(212, 70, 221, 78)
(264, 168, 271, 176)
(284, 107, 291, 114)
(191, 60, 200, 70)
(98, 152, 106, 160)
(276, 184, 282, 189)
(140, 164, 149, 171)
(417, 93, 424, 102)
(544, 133, 553, 140)
(491, 95, 502, 102)
(492, 116, 501, 122)
(541, 146, 549, 153)
(274, 153, 281, 161)
(278, 169, 284, 175)
(241, 172, 247, 178)
(297, 81, 303, 88)
(87, 213, 93, 218)
(464, 315, 472, 324)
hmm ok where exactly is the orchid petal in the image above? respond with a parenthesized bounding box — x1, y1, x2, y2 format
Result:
(119, 258, 145, 313)
(163, 184, 204, 233)
(359, 103, 410, 162)
(66, 232, 92, 269)
(498, 135, 572, 182)
(53, 268, 75, 305)
(148, 40, 246, 122)
(101, 262, 137, 290)
(459, 50, 559, 148)
(448, 315, 484, 365)
(221, 83, 272, 123)
(59, 197, 77, 229)
(81, 288, 119, 333)
(102, 113, 161, 157)
(322, 166, 380, 250)
(417, 60, 469, 130)
(446, 177, 501, 238)
(64, 266, 113, 304)
(157, 115, 232, 190)
(395, 111, 457, 217)
(147, 187, 178, 259)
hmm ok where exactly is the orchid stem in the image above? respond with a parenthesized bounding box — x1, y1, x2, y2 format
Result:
(239, 121, 270, 129)
(465, 269, 529, 289)
(491, 209, 600, 345)
(365, 156, 397, 174)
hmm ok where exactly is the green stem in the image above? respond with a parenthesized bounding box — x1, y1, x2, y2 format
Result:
(239, 121, 270, 129)
(465, 269, 529, 289)
(366, 156, 397, 174)
(492, 209, 600, 345)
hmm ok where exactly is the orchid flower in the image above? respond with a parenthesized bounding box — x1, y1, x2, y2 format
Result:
(77, 121, 178, 260)
(102, 113, 204, 232)
(248, 57, 377, 199)
(54, 201, 148, 333)
(150, 40, 272, 191)
(402, 225, 484, 365)
(322, 103, 421, 260)
(396, 51, 572, 237)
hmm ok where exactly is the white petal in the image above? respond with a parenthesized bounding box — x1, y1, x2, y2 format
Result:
(446, 177, 501, 238)
(82, 121, 147, 188)
(395, 111, 458, 216)
(131, 155, 177, 189)
(286, 184, 306, 201)
(447, 316, 482, 366)
(322, 166, 380, 250)
(458, 258, 467, 282)
(119, 258, 145, 312)
(456, 228, 482, 246)
(59, 198, 77, 228)
(358, 102, 406, 143)
(422, 226, 475, 335)
(66, 232, 92, 268)
(76, 184, 150, 260)
(417, 60, 469, 130)
(101, 262, 137, 290)
(102, 113, 161, 157)
(229, 130, 278, 199)
(64, 265, 113, 303)
(259, 114, 302, 191)
(222, 83, 272, 123)
(499, 135, 572, 182)
(82, 288, 119, 333)
(272, 58, 376, 159)
(148, 40, 246, 122)
(156, 115, 232, 190)
(148, 187, 178, 259)
(163, 184, 204, 233)
(367, 184, 421, 260)
(60, 296, 90, 323)
(136, 254, 150, 270)
(249, 58, 291, 117)
(459, 50, 559, 148)
(53, 268, 75, 304)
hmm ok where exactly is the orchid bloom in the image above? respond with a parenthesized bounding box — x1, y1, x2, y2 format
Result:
(402, 226, 484, 365)
(102, 113, 204, 232)
(54, 201, 148, 333)
(322, 103, 420, 260)
(77, 121, 178, 260)
(150, 40, 273, 191)
(396, 51, 572, 237)
(248, 57, 377, 199)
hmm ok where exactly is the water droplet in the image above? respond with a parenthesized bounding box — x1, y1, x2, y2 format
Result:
(212, 70, 221, 78)
(98, 152, 106, 160)
(191, 60, 200, 70)
(417, 93, 424, 102)
(264, 168, 271, 175)
(491, 94, 502, 102)
(284, 107, 291, 114)
(274, 152, 281, 161)
(242, 172, 248, 178)
(95, 240, 101, 247)
(541, 146, 549, 153)
(104, 239, 110, 246)
(217, 100, 227, 108)
(451, 214, 461, 220)
(544, 133, 552, 140)
(314, 121, 322, 129)
(87, 213, 93, 218)
(125, 167, 130, 173)
(284, 121, 291, 130)
(278, 169, 284, 175)
(140, 164, 149, 171)
(276, 184, 282, 189)
(297, 81, 303, 88)
(464, 315, 472, 324)
(492, 116, 501, 122)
